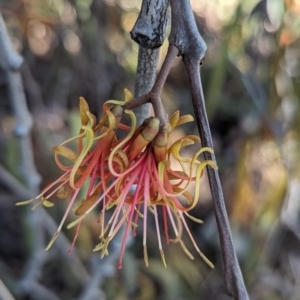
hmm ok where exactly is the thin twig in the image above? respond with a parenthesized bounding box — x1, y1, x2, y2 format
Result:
(126, 45, 179, 125)
(41, 208, 91, 285)
(168, 0, 249, 298)
(128, 4, 249, 297)
(184, 59, 248, 299)
(0, 14, 23, 70)
(0, 164, 33, 200)
(0, 280, 16, 300)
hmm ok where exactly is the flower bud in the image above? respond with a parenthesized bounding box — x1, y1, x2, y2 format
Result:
(127, 117, 160, 161)
(153, 124, 170, 162)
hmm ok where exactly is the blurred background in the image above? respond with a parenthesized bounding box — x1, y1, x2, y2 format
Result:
(0, 0, 300, 299)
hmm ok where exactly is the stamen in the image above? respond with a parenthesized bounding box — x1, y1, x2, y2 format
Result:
(107, 168, 139, 237)
(162, 206, 169, 244)
(46, 179, 69, 199)
(153, 205, 166, 268)
(46, 189, 80, 250)
(143, 172, 150, 266)
(184, 211, 203, 224)
(16, 172, 71, 206)
(166, 206, 179, 237)
(68, 220, 82, 254)
(66, 176, 119, 229)
(178, 211, 214, 268)
(143, 245, 149, 267)
(118, 172, 143, 268)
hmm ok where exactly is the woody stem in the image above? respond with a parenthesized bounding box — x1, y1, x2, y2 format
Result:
(126, 45, 179, 126)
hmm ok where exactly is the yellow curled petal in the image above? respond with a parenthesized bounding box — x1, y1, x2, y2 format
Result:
(79, 97, 90, 126)
(167, 170, 189, 181)
(124, 88, 133, 103)
(169, 110, 180, 130)
(168, 139, 194, 163)
(172, 186, 193, 204)
(114, 149, 129, 169)
(190, 147, 215, 166)
(175, 114, 194, 127)
(86, 111, 97, 128)
(108, 109, 137, 176)
(111, 154, 127, 174)
(192, 160, 217, 210)
(70, 126, 94, 188)
(42, 199, 55, 208)
(52, 146, 78, 161)
(105, 99, 127, 107)
(184, 212, 203, 224)
(94, 110, 116, 140)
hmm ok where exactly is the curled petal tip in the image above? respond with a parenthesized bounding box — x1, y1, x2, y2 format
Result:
(124, 88, 133, 103)
(45, 232, 60, 251)
(79, 97, 90, 126)
(160, 249, 167, 268)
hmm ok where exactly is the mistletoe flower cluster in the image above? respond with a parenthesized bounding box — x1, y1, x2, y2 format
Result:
(18, 90, 217, 269)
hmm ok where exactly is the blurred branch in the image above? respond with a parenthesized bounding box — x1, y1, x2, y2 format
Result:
(0, 164, 32, 200)
(0, 14, 23, 71)
(230, 62, 282, 140)
(0, 280, 16, 300)
(0, 12, 94, 300)
(281, 180, 300, 241)
(21, 63, 45, 112)
(41, 208, 91, 285)
(19, 281, 60, 300)
(0, 13, 40, 190)
(0, 11, 53, 300)
(78, 232, 128, 300)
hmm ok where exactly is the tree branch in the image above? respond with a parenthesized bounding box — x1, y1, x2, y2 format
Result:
(169, 0, 206, 59)
(131, 0, 169, 124)
(184, 59, 248, 299)
(169, 0, 249, 298)
(133, 47, 159, 123)
(131, 0, 169, 49)
(0, 14, 23, 70)
(126, 45, 179, 125)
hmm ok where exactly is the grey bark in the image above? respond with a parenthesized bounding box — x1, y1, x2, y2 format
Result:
(169, 0, 249, 298)
(131, 0, 169, 49)
(169, 0, 206, 59)
(184, 57, 249, 300)
(131, 0, 169, 124)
